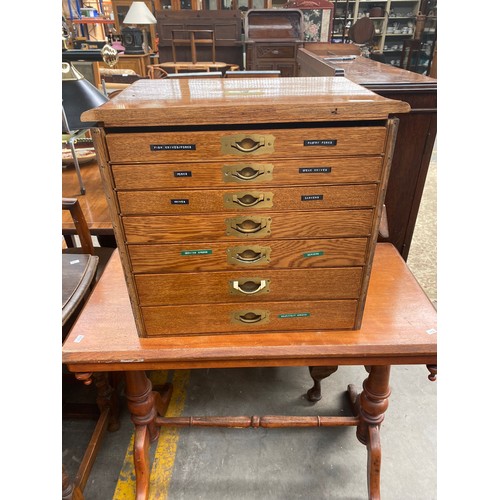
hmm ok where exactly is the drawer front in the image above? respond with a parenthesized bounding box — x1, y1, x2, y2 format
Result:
(106, 127, 387, 162)
(111, 157, 383, 189)
(135, 267, 363, 305)
(122, 209, 373, 243)
(117, 184, 378, 215)
(256, 45, 295, 59)
(128, 237, 368, 273)
(141, 299, 358, 335)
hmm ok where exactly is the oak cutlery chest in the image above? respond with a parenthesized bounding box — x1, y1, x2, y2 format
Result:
(84, 77, 409, 338)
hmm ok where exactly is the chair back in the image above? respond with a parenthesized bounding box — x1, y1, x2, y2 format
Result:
(62, 198, 94, 255)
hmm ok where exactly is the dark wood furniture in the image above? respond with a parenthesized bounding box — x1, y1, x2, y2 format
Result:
(245, 9, 304, 76)
(62, 244, 437, 499)
(62, 160, 116, 246)
(62, 199, 120, 499)
(156, 10, 244, 69)
(62, 253, 99, 327)
(83, 77, 409, 338)
(297, 45, 437, 259)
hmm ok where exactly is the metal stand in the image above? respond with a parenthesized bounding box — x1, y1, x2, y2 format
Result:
(62, 106, 86, 195)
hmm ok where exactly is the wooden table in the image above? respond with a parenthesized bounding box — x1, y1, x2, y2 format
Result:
(63, 243, 437, 499)
(62, 160, 114, 240)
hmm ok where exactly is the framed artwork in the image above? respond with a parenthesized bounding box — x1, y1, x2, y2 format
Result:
(284, 0, 333, 43)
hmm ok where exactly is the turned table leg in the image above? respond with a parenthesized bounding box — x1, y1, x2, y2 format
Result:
(354, 365, 391, 500)
(125, 371, 159, 500)
(306, 366, 339, 402)
(125, 371, 173, 500)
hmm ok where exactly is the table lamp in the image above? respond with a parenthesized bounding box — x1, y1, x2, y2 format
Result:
(62, 62, 109, 130)
(122, 1, 157, 55)
(62, 61, 109, 194)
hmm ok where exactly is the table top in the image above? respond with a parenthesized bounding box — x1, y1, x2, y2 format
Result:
(62, 243, 437, 373)
(299, 44, 437, 88)
(82, 76, 410, 128)
(62, 160, 113, 235)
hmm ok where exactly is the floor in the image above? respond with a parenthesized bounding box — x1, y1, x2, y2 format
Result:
(62, 145, 437, 500)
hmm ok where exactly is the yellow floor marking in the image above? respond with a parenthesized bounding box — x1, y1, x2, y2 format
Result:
(112, 370, 190, 500)
(149, 370, 191, 499)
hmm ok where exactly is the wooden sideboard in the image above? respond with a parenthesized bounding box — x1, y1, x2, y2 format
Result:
(97, 53, 153, 77)
(298, 44, 437, 259)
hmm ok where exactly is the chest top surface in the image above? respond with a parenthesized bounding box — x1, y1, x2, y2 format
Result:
(82, 76, 410, 127)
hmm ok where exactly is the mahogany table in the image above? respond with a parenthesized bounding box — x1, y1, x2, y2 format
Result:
(62, 243, 437, 499)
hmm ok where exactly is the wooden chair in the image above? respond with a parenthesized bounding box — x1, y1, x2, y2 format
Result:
(62, 198, 120, 498)
(147, 63, 170, 79)
(172, 29, 216, 65)
(399, 39, 422, 71)
(154, 29, 239, 75)
(225, 70, 281, 78)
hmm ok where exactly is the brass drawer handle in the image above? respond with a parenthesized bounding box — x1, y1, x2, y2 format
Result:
(238, 312, 263, 323)
(231, 279, 269, 295)
(224, 192, 273, 209)
(232, 166, 264, 181)
(232, 138, 264, 153)
(232, 193, 264, 207)
(227, 245, 271, 265)
(221, 134, 275, 156)
(235, 219, 266, 234)
(222, 164, 274, 183)
(237, 221, 264, 234)
(236, 249, 265, 263)
(226, 217, 272, 237)
(230, 309, 270, 325)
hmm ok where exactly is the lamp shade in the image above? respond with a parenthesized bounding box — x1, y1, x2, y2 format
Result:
(62, 62, 109, 131)
(123, 2, 157, 24)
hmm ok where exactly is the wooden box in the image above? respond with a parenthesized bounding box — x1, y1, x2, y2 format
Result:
(83, 77, 409, 338)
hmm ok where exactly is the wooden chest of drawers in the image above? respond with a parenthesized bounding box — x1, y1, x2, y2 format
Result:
(245, 9, 304, 76)
(84, 77, 409, 338)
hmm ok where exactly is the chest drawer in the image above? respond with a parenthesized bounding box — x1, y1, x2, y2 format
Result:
(122, 209, 374, 243)
(135, 267, 362, 306)
(141, 299, 358, 336)
(106, 127, 386, 162)
(111, 157, 383, 190)
(255, 44, 296, 59)
(117, 184, 378, 215)
(128, 237, 368, 273)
